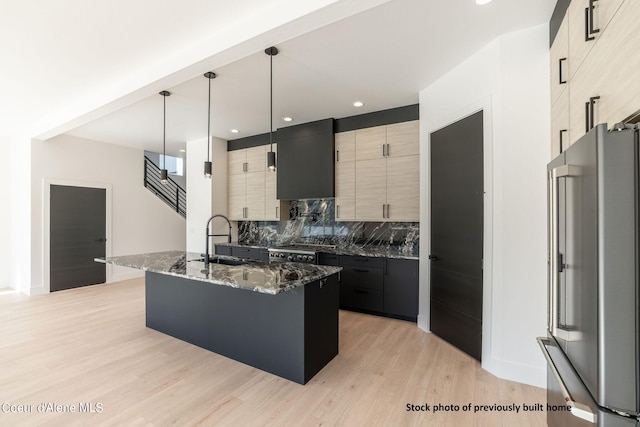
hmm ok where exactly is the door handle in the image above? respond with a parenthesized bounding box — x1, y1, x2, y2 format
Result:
(428, 255, 438, 261)
(536, 338, 597, 424)
(549, 165, 583, 341)
(95, 238, 107, 243)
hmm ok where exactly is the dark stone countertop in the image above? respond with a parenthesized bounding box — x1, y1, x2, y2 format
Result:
(95, 251, 342, 295)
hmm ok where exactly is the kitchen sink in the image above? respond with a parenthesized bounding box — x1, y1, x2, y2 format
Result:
(189, 256, 248, 266)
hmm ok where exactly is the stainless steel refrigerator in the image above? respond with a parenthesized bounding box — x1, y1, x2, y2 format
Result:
(538, 123, 640, 427)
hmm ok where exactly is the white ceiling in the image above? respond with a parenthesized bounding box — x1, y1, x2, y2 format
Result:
(2, 0, 556, 156)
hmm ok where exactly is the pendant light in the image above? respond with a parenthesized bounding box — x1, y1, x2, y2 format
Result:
(265, 46, 278, 171)
(204, 71, 216, 178)
(159, 90, 171, 184)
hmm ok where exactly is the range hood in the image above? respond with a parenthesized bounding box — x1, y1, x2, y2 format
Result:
(276, 118, 335, 200)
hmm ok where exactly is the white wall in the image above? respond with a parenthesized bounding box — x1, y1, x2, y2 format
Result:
(419, 24, 550, 387)
(186, 136, 232, 253)
(0, 136, 11, 288)
(10, 135, 31, 293)
(29, 134, 186, 294)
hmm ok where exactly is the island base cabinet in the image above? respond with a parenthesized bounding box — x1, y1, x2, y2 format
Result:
(145, 271, 339, 385)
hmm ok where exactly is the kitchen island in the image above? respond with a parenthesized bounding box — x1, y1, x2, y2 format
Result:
(96, 251, 341, 384)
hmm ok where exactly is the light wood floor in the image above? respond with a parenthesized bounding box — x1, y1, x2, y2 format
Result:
(0, 279, 546, 426)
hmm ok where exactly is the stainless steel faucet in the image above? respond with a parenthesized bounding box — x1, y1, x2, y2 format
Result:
(204, 214, 232, 268)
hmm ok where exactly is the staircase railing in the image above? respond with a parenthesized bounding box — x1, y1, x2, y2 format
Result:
(144, 156, 186, 218)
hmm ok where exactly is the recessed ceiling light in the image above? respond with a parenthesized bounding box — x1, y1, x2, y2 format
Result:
(353, 101, 364, 107)
(476, 0, 493, 4)
(231, 129, 239, 133)
(179, 149, 186, 153)
(283, 117, 293, 122)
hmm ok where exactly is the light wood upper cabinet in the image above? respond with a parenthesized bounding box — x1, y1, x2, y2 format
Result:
(550, 16, 569, 106)
(228, 150, 247, 175)
(355, 126, 386, 160)
(567, 0, 625, 79)
(339, 120, 420, 222)
(228, 173, 246, 220)
(568, 0, 595, 79)
(245, 145, 266, 172)
(551, 89, 570, 157)
(589, 0, 640, 129)
(335, 160, 356, 221)
(355, 158, 387, 221)
(228, 144, 279, 221)
(386, 156, 419, 222)
(386, 121, 419, 157)
(264, 144, 288, 221)
(336, 131, 355, 163)
(245, 171, 266, 220)
(551, 0, 633, 154)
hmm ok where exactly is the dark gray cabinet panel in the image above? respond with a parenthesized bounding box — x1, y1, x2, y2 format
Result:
(384, 258, 418, 321)
(327, 254, 417, 322)
(214, 244, 232, 256)
(145, 271, 339, 384)
(276, 118, 335, 200)
(340, 285, 383, 312)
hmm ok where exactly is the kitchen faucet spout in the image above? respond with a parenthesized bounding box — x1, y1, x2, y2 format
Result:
(204, 214, 232, 268)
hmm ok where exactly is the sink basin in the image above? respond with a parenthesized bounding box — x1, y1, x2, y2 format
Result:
(189, 256, 248, 266)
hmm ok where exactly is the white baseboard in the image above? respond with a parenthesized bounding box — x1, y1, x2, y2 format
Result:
(482, 354, 546, 388)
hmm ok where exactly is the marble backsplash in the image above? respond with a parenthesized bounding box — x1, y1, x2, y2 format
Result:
(238, 199, 419, 254)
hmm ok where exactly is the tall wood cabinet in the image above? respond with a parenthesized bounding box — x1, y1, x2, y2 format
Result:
(228, 146, 266, 220)
(335, 131, 356, 220)
(550, 0, 636, 157)
(264, 144, 290, 221)
(335, 120, 419, 222)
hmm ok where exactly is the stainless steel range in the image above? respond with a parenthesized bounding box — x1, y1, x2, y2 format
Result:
(268, 244, 336, 264)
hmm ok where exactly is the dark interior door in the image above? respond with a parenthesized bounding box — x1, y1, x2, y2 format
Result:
(429, 111, 484, 360)
(50, 185, 106, 292)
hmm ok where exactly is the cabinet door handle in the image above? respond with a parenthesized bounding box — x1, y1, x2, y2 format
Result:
(558, 58, 567, 84)
(585, 101, 590, 133)
(275, 206, 279, 219)
(559, 129, 567, 153)
(386, 204, 390, 219)
(589, 96, 599, 131)
(354, 289, 369, 295)
(585, 1, 599, 42)
(336, 150, 339, 162)
(585, 96, 600, 132)
(382, 144, 386, 157)
(386, 143, 390, 157)
(588, 0, 600, 37)
(354, 269, 369, 273)
(336, 205, 340, 219)
(382, 204, 386, 218)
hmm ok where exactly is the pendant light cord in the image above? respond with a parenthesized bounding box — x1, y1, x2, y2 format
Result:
(269, 51, 273, 150)
(163, 93, 166, 168)
(207, 75, 211, 161)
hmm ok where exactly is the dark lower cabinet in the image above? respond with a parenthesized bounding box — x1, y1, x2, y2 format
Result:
(215, 244, 267, 262)
(214, 244, 232, 256)
(330, 254, 418, 322)
(384, 258, 418, 321)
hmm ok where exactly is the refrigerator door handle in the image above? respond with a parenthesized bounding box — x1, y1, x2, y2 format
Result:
(537, 337, 597, 424)
(550, 165, 583, 341)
